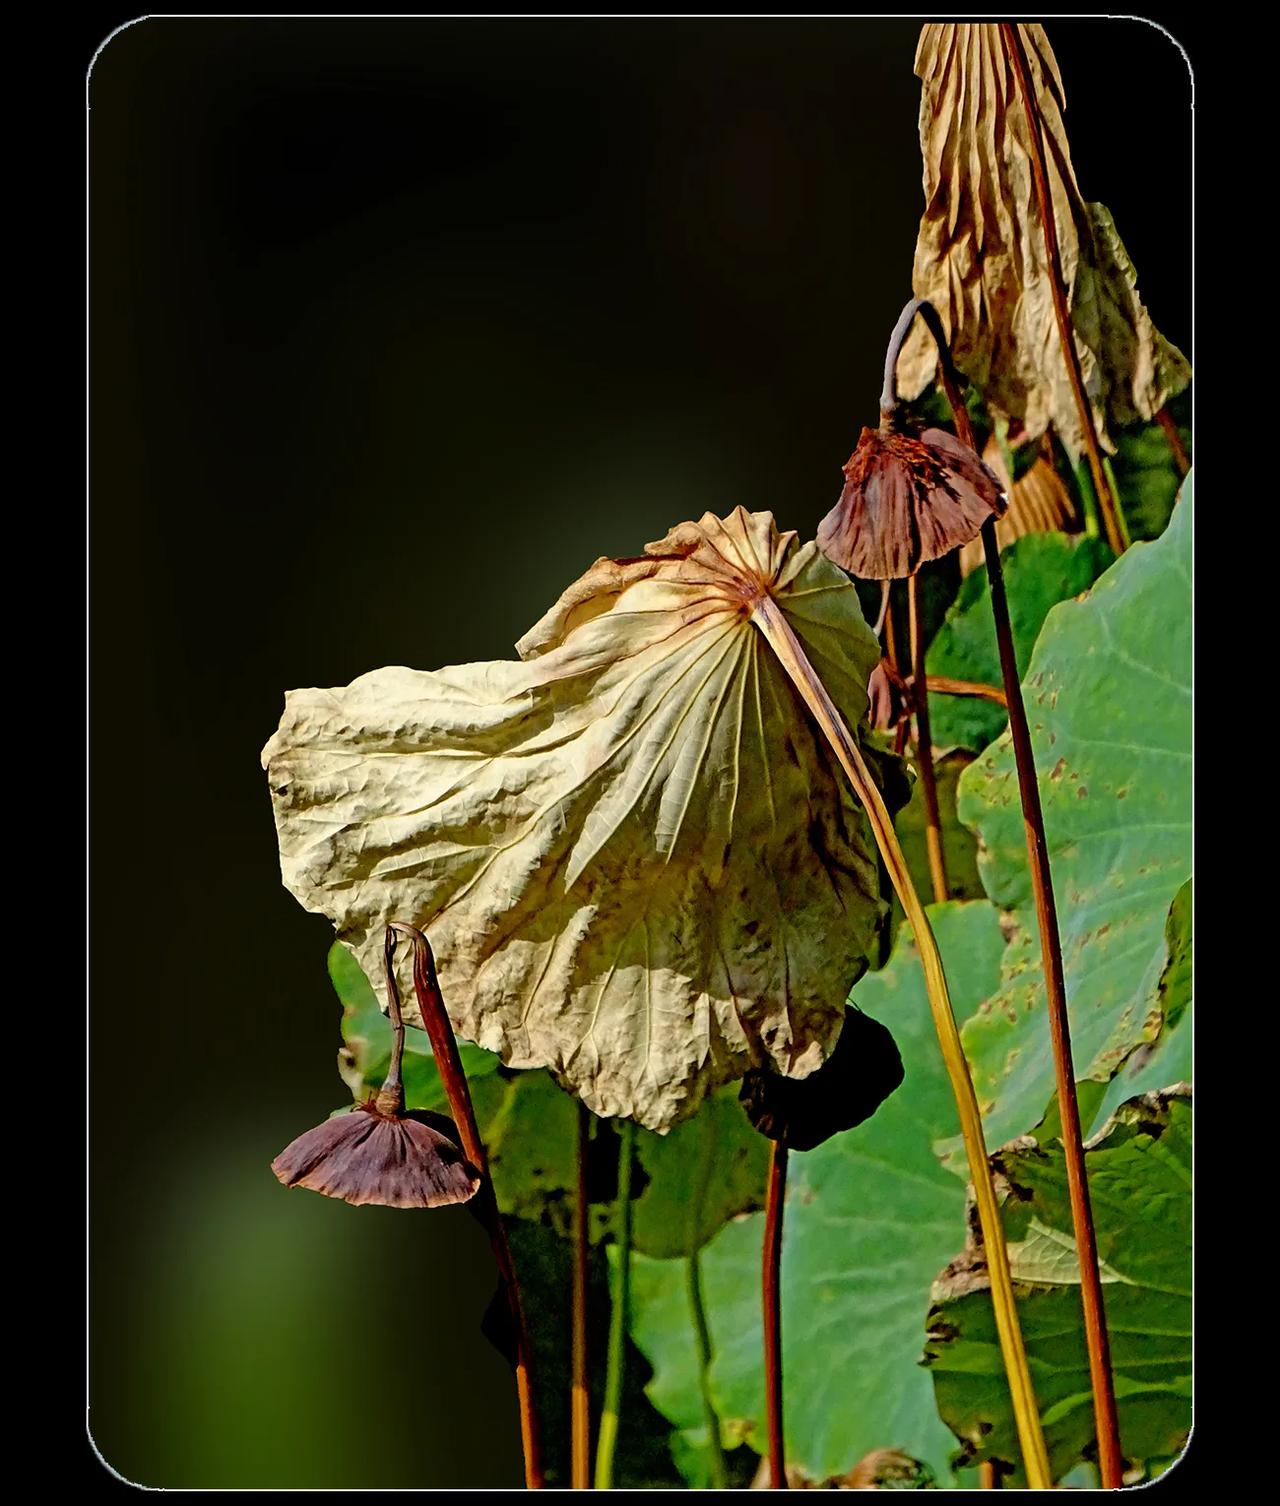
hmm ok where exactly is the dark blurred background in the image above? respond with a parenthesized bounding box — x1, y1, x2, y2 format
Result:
(88, 16, 1191, 1488)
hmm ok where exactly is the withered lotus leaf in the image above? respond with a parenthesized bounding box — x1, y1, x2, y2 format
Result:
(817, 425, 1005, 580)
(894, 23, 1190, 459)
(262, 508, 889, 1132)
(271, 1101, 482, 1208)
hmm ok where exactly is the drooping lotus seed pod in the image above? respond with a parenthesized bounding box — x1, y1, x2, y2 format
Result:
(271, 1094, 481, 1209)
(817, 424, 1005, 581)
(271, 928, 481, 1210)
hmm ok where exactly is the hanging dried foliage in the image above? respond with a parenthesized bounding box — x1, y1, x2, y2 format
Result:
(894, 22, 1190, 460)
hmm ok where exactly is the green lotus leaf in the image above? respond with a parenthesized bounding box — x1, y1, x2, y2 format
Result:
(1088, 880, 1191, 1133)
(628, 902, 1004, 1483)
(926, 1089, 1191, 1484)
(1110, 406, 1191, 543)
(631, 1086, 770, 1259)
(955, 480, 1191, 1148)
(925, 532, 1113, 753)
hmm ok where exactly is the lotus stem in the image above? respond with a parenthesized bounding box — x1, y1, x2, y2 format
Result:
(908, 296, 1126, 1490)
(384, 923, 546, 1488)
(908, 574, 949, 903)
(1072, 456, 1103, 541)
(925, 675, 1008, 708)
(763, 1142, 788, 1489)
(1156, 406, 1190, 476)
(748, 599, 1052, 1488)
(687, 1248, 729, 1489)
(979, 520, 1125, 1488)
(999, 22, 1129, 557)
(594, 1121, 636, 1490)
(572, 1102, 591, 1489)
(1101, 456, 1132, 550)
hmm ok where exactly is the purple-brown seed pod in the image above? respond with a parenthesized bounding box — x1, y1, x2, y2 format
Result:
(271, 1094, 482, 1209)
(817, 425, 1006, 581)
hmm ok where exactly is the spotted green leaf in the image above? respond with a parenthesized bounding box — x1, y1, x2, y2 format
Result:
(926, 1089, 1191, 1484)
(956, 480, 1191, 1148)
(925, 532, 1113, 753)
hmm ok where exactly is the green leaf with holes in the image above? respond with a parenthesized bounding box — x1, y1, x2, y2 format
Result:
(955, 480, 1191, 1149)
(926, 1089, 1191, 1485)
(1088, 880, 1191, 1133)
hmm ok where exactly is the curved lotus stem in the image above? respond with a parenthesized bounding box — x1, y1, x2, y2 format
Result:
(385, 923, 546, 1489)
(901, 296, 1127, 1491)
(749, 598, 1052, 1489)
(763, 1142, 789, 1489)
(572, 1102, 590, 1490)
(594, 1120, 636, 1489)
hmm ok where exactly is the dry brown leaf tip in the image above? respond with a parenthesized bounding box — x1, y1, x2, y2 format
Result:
(817, 424, 1005, 580)
(271, 1099, 482, 1209)
(895, 22, 1190, 458)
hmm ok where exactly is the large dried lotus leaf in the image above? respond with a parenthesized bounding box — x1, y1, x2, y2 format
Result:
(896, 23, 1189, 458)
(263, 508, 887, 1132)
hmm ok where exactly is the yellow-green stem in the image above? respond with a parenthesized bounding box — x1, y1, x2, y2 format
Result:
(1101, 457, 1132, 551)
(687, 1248, 729, 1489)
(594, 1121, 636, 1490)
(749, 596, 1052, 1489)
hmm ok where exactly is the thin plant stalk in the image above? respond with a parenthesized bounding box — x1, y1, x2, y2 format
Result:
(594, 1120, 636, 1490)
(980, 1462, 1002, 1490)
(762, 1142, 789, 1490)
(926, 675, 1008, 707)
(1101, 457, 1132, 550)
(384, 923, 545, 1489)
(1073, 457, 1103, 541)
(687, 1248, 729, 1490)
(980, 519, 1124, 1487)
(572, 1102, 591, 1490)
(998, 21, 1128, 557)
(888, 299, 1124, 1488)
(881, 596, 910, 758)
(908, 574, 949, 903)
(748, 597, 1052, 1488)
(1156, 406, 1190, 476)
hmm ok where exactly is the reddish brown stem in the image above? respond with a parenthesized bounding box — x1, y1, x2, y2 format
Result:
(980, 1461, 1002, 1490)
(908, 574, 949, 903)
(572, 1102, 591, 1490)
(882, 593, 911, 757)
(385, 923, 546, 1489)
(1156, 407, 1190, 477)
(924, 675, 1008, 708)
(979, 527, 1124, 1487)
(902, 296, 1125, 1489)
(999, 22, 1128, 557)
(763, 1142, 789, 1489)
